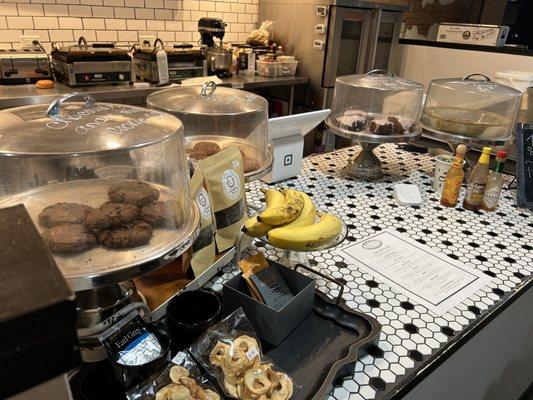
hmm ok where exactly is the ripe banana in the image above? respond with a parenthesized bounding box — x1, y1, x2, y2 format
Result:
(243, 215, 273, 238)
(281, 191, 316, 228)
(261, 187, 285, 209)
(267, 213, 342, 251)
(258, 188, 304, 226)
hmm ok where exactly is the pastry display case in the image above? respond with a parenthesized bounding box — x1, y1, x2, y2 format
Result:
(0, 93, 199, 291)
(326, 70, 424, 179)
(421, 74, 521, 146)
(147, 81, 272, 181)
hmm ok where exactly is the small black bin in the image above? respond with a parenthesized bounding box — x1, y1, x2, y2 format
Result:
(223, 261, 315, 346)
(109, 322, 171, 390)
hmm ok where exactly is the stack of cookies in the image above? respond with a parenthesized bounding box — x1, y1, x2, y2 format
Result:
(39, 181, 181, 253)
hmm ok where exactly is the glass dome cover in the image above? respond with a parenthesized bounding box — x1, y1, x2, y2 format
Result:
(0, 93, 199, 291)
(147, 82, 272, 181)
(326, 70, 424, 141)
(421, 73, 521, 141)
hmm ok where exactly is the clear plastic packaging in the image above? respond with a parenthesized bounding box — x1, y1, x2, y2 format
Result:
(256, 60, 298, 77)
(327, 70, 424, 138)
(190, 308, 298, 400)
(0, 93, 197, 289)
(127, 351, 221, 400)
(421, 73, 521, 139)
(147, 82, 271, 180)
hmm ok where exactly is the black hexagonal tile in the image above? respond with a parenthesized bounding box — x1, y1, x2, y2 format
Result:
(366, 344, 384, 358)
(468, 305, 481, 316)
(369, 377, 386, 391)
(365, 280, 379, 288)
(400, 301, 414, 310)
(404, 323, 419, 334)
(441, 326, 455, 337)
(408, 349, 423, 362)
(367, 299, 380, 308)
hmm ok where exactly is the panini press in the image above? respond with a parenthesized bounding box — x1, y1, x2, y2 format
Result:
(0, 44, 51, 84)
(51, 38, 132, 86)
(133, 43, 207, 83)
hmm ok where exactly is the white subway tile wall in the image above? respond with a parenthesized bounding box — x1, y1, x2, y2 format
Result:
(0, 0, 259, 50)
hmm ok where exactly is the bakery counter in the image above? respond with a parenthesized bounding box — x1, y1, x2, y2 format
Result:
(206, 144, 533, 400)
(0, 75, 309, 111)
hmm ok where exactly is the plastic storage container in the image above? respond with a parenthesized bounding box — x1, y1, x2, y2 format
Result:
(326, 70, 424, 139)
(147, 82, 272, 180)
(256, 60, 298, 77)
(0, 93, 199, 290)
(421, 73, 521, 139)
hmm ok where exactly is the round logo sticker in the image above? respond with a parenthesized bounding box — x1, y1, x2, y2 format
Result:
(222, 170, 241, 200)
(196, 188, 212, 220)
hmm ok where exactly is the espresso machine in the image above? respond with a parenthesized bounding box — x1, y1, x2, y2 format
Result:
(198, 17, 233, 78)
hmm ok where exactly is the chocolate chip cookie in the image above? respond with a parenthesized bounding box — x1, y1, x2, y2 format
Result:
(85, 203, 139, 230)
(38, 202, 94, 228)
(42, 224, 97, 253)
(97, 221, 153, 249)
(243, 157, 260, 173)
(108, 181, 160, 207)
(193, 141, 221, 156)
(140, 200, 183, 228)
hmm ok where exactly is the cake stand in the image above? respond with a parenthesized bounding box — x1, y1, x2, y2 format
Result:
(421, 124, 514, 167)
(325, 119, 422, 180)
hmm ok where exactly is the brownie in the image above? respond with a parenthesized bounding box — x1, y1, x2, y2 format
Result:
(369, 118, 394, 135)
(193, 141, 221, 157)
(140, 200, 183, 228)
(41, 224, 97, 253)
(38, 202, 94, 228)
(97, 221, 153, 249)
(387, 116, 405, 134)
(108, 181, 160, 207)
(335, 115, 367, 132)
(85, 203, 139, 230)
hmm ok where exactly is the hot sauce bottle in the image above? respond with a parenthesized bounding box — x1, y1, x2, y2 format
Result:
(441, 144, 467, 207)
(463, 147, 492, 211)
(481, 150, 507, 211)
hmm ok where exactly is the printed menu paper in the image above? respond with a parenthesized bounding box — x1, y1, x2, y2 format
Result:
(336, 230, 492, 315)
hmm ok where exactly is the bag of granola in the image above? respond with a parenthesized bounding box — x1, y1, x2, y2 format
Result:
(199, 147, 246, 253)
(189, 166, 216, 277)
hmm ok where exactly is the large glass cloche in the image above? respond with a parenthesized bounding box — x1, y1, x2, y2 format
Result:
(147, 82, 272, 181)
(421, 74, 521, 142)
(0, 93, 199, 290)
(326, 70, 424, 141)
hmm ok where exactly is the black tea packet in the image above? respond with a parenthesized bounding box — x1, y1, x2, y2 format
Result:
(250, 265, 294, 311)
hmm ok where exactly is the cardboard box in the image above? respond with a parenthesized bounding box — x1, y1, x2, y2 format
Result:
(223, 262, 315, 346)
(436, 23, 509, 47)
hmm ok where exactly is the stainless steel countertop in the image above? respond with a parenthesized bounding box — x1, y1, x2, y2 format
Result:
(0, 75, 309, 109)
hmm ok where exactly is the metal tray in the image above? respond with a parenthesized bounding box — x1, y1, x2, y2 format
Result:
(0, 179, 200, 291)
(262, 264, 381, 400)
(326, 117, 422, 144)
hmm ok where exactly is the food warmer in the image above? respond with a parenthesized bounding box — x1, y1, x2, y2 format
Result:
(147, 82, 273, 181)
(421, 73, 521, 147)
(0, 93, 199, 361)
(326, 70, 424, 179)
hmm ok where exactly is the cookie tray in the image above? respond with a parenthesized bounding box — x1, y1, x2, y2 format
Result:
(261, 264, 382, 400)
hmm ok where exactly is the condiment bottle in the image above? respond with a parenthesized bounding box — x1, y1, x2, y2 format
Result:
(481, 150, 507, 211)
(463, 147, 492, 211)
(156, 44, 169, 84)
(441, 144, 467, 207)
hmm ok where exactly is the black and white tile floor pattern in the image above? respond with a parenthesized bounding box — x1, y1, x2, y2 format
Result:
(205, 144, 533, 400)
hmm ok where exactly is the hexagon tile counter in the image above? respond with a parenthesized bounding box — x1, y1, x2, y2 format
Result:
(206, 144, 533, 400)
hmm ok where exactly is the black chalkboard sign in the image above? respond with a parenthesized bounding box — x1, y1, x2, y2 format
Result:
(516, 123, 533, 209)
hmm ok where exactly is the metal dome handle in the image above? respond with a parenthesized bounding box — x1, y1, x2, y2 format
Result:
(47, 92, 96, 118)
(366, 69, 394, 77)
(463, 73, 491, 82)
(200, 81, 217, 98)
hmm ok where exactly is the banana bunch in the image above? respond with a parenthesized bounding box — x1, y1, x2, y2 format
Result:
(243, 188, 343, 251)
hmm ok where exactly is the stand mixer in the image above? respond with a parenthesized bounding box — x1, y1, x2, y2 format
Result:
(198, 17, 233, 78)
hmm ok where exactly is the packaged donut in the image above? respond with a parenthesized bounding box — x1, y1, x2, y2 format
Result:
(189, 308, 297, 400)
(126, 351, 221, 400)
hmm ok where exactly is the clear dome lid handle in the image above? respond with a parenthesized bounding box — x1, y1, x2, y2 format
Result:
(463, 73, 491, 82)
(47, 92, 96, 118)
(200, 81, 217, 99)
(366, 69, 395, 77)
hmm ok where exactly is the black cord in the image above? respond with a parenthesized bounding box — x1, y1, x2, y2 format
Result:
(78, 36, 87, 45)
(32, 39, 47, 54)
(154, 37, 164, 49)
